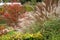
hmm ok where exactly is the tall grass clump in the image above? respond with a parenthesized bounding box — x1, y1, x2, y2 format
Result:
(43, 18, 60, 40)
(33, 0, 59, 22)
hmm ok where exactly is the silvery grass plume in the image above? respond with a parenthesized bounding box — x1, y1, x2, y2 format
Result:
(32, 0, 59, 22)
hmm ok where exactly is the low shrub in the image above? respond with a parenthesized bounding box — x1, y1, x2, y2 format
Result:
(0, 31, 43, 40)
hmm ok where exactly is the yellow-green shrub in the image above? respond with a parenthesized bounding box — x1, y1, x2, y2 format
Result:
(0, 31, 43, 40)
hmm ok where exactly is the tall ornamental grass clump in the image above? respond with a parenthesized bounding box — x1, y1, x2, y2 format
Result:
(43, 18, 60, 40)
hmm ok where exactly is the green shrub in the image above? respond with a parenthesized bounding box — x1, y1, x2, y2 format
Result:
(43, 18, 60, 40)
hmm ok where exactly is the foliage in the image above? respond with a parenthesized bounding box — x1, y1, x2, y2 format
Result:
(20, 0, 27, 4)
(31, 0, 37, 5)
(1, 3, 26, 28)
(24, 5, 34, 12)
(0, 7, 5, 15)
(0, 31, 43, 40)
(24, 22, 43, 33)
(26, 18, 60, 40)
(0, 0, 60, 40)
(0, 19, 6, 24)
(0, 31, 16, 40)
(43, 18, 60, 40)
(34, 0, 59, 23)
(3, 0, 9, 2)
